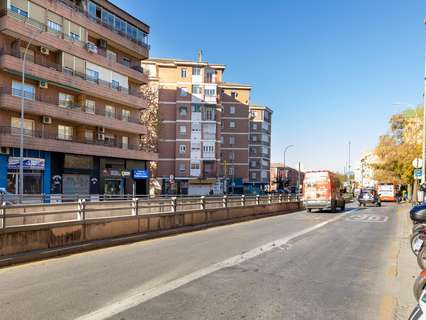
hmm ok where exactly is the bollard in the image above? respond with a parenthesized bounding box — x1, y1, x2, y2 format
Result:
(256, 195, 260, 205)
(223, 195, 228, 208)
(268, 194, 272, 204)
(241, 194, 246, 207)
(132, 198, 139, 216)
(1, 202, 6, 229)
(77, 199, 86, 221)
(200, 196, 206, 210)
(279, 194, 283, 203)
(171, 197, 177, 212)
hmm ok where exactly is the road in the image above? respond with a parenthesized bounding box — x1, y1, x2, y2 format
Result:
(0, 203, 413, 319)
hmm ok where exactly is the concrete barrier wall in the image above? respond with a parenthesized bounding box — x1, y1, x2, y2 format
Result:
(0, 202, 301, 257)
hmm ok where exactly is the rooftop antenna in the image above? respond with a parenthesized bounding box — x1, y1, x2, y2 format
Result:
(197, 50, 203, 63)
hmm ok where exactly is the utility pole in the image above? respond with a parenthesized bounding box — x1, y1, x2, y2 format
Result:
(297, 161, 301, 197)
(348, 141, 351, 191)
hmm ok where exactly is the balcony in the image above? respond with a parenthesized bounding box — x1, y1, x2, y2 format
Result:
(0, 50, 146, 109)
(0, 88, 147, 135)
(0, 126, 157, 161)
(31, 0, 149, 58)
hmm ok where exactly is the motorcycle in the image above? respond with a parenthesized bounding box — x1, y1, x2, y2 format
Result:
(409, 288, 426, 320)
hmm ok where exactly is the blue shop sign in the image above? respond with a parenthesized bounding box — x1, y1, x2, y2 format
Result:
(132, 169, 149, 180)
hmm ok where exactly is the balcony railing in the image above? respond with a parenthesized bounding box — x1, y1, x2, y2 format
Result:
(0, 9, 148, 77)
(1, 87, 142, 124)
(0, 47, 143, 98)
(0, 126, 144, 152)
(55, 0, 150, 50)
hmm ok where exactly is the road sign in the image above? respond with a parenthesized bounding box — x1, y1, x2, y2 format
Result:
(413, 158, 423, 169)
(414, 169, 423, 179)
(132, 169, 149, 180)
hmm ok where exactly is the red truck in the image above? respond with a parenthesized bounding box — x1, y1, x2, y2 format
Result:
(302, 171, 345, 212)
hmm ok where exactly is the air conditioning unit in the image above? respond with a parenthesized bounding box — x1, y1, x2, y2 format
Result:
(0, 147, 10, 155)
(40, 47, 50, 55)
(96, 127, 105, 133)
(86, 42, 98, 54)
(98, 39, 107, 49)
(96, 133, 105, 141)
(42, 116, 52, 124)
(39, 80, 48, 89)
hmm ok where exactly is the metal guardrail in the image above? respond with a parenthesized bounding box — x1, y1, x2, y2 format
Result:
(0, 194, 300, 229)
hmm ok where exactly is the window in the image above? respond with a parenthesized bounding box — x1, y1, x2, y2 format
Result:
(179, 163, 186, 173)
(122, 109, 130, 121)
(112, 80, 120, 90)
(122, 57, 131, 67)
(181, 68, 187, 78)
(221, 120, 224, 129)
(69, 32, 80, 41)
(203, 106, 215, 121)
(231, 91, 238, 98)
(122, 136, 128, 149)
(203, 145, 214, 153)
(179, 144, 186, 154)
(48, 20, 62, 33)
(11, 117, 34, 136)
(85, 99, 96, 114)
(58, 125, 73, 140)
(59, 93, 74, 108)
(251, 172, 257, 180)
(179, 106, 188, 117)
(191, 163, 200, 170)
(107, 50, 117, 62)
(220, 136, 224, 144)
(87, 69, 99, 83)
(105, 134, 116, 145)
(205, 88, 216, 96)
(105, 105, 115, 118)
(192, 104, 201, 112)
(252, 136, 257, 142)
(179, 87, 188, 97)
(229, 121, 236, 128)
(229, 151, 235, 161)
(251, 160, 257, 168)
(63, 67, 74, 76)
(230, 106, 236, 114)
(19, 47, 34, 63)
(10, 5, 28, 17)
(192, 67, 201, 76)
(85, 129, 93, 141)
(192, 85, 202, 94)
(252, 123, 258, 130)
(206, 71, 214, 83)
(179, 126, 186, 135)
(12, 81, 35, 100)
(228, 167, 234, 176)
(229, 136, 235, 145)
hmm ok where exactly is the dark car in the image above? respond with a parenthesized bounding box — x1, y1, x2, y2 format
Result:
(358, 188, 381, 207)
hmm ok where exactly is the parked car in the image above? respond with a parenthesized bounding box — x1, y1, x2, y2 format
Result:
(357, 188, 381, 207)
(0, 188, 17, 205)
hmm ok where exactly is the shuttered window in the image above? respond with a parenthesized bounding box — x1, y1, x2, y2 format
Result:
(62, 52, 74, 70)
(74, 57, 85, 76)
(10, 0, 28, 11)
(47, 11, 62, 24)
(28, 2, 45, 23)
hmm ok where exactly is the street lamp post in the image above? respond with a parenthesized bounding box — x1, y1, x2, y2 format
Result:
(283, 144, 294, 186)
(19, 30, 43, 202)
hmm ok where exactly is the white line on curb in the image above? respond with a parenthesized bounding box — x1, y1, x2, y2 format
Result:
(75, 212, 348, 320)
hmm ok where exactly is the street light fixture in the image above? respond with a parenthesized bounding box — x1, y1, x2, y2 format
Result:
(19, 29, 43, 202)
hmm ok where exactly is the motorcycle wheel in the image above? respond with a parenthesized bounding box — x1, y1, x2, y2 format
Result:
(413, 273, 426, 301)
(409, 304, 423, 320)
(411, 232, 424, 256)
(417, 246, 426, 270)
(413, 224, 426, 234)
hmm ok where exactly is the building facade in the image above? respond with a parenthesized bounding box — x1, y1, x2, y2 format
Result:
(0, 0, 157, 196)
(143, 56, 255, 195)
(270, 163, 304, 194)
(247, 105, 272, 194)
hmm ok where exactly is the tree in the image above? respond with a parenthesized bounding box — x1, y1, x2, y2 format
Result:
(372, 106, 423, 185)
(140, 84, 160, 153)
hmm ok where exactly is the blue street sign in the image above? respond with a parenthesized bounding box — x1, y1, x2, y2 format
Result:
(414, 169, 422, 179)
(132, 169, 149, 180)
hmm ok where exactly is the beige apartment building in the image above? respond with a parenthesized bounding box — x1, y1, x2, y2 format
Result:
(248, 105, 272, 194)
(0, 0, 157, 196)
(143, 55, 254, 195)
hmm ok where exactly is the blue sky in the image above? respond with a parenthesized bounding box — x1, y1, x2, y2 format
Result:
(113, 0, 426, 172)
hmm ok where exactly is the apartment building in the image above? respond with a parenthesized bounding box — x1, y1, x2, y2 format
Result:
(219, 83, 251, 194)
(270, 163, 304, 193)
(142, 55, 225, 195)
(247, 105, 272, 194)
(0, 0, 157, 196)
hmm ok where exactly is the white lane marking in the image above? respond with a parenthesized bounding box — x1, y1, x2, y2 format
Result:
(75, 213, 347, 320)
(346, 214, 388, 223)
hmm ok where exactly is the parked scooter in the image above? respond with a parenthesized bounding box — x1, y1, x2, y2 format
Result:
(409, 288, 426, 320)
(410, 205, 426, 257)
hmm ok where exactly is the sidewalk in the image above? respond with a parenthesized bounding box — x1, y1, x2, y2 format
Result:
(395, 204, 419, 319)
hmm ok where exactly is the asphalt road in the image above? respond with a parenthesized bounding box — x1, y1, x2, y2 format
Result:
(0, 203, 405, 320)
